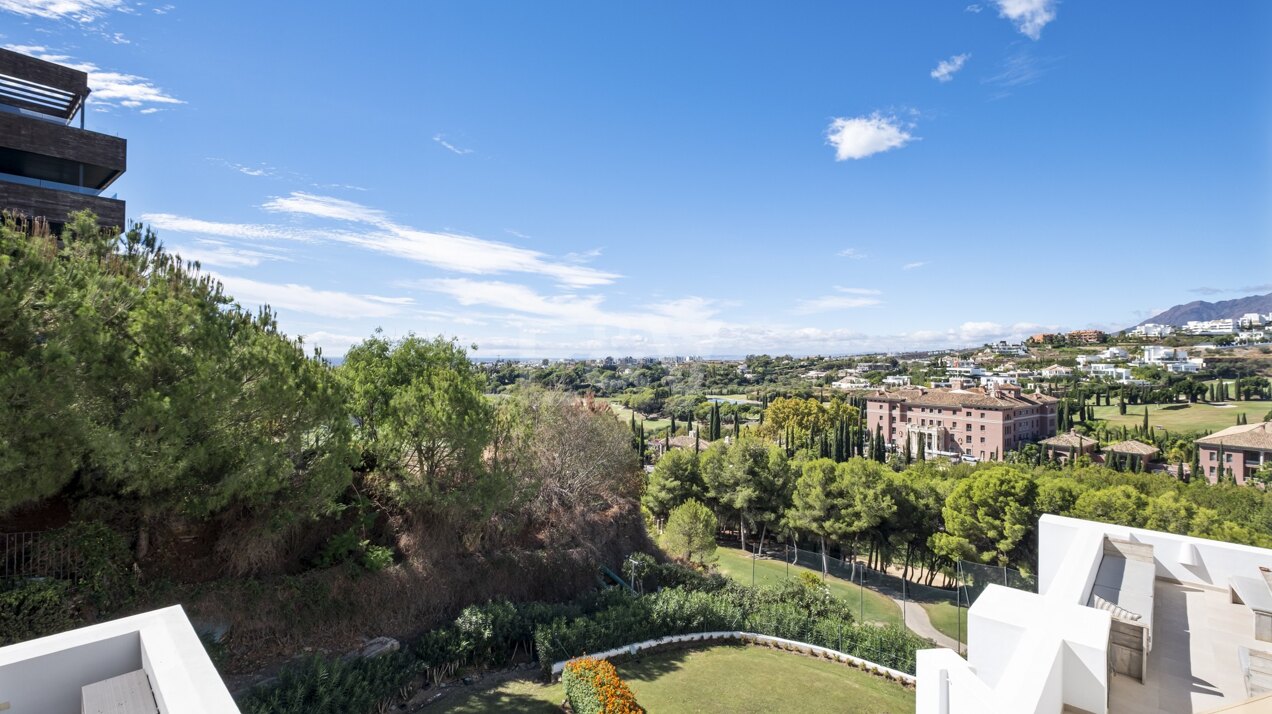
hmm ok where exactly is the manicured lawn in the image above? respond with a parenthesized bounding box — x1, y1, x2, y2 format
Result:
(922, 600, 967, 645)
(1091, 400, 1270, 434)
(713, 547, 902, 627)
(432, 644, 914, 713)
(602, 399, 671, 433)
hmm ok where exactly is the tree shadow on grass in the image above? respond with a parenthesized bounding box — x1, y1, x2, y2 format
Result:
(614, 641, 715, 683)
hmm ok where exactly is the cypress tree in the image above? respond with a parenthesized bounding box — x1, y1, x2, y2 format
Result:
(917, 435, 926, 462)
(1142, 407, 1149, 435)
(903, 437, 912, 464)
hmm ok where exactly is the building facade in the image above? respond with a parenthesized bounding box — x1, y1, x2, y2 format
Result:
(865, 383, 1059, 461)
(0, 48, 126, 231)
(1196, 422, 1272, 484)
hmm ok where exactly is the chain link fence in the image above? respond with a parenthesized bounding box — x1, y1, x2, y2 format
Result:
(730, 541, 1034, 656)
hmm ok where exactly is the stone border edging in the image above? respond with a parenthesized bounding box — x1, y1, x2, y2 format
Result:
(550, 631, 916, 685)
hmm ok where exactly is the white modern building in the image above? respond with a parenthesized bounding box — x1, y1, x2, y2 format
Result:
(917, 515, 1272, 713)
(1184, 319, 1237, 335)
(1098, 347, 1130, 361)
(0, 606, 238, 713)
(1130, 323, 1176, 338)
(883, 375, 912, 387)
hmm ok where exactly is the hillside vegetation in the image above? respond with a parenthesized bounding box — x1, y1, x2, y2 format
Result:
(0, 213, 649, 667)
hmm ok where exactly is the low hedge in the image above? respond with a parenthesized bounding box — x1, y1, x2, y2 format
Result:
(563, 657, 642, 714)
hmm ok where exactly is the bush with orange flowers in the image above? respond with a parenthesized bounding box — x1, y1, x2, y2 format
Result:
(562, 656, 643, 714)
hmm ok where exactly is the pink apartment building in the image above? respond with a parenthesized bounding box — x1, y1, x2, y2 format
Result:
(1196, 421, 1272, 484)
(865, 382, 1060, 461)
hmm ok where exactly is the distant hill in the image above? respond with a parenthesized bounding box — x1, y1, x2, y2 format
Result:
(1137, 292, 1272, 327)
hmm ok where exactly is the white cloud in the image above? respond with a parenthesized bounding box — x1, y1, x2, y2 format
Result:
(837, 248, 867, 259)
(995, 0, 1056, 40)
(3, 45, 182, 113)
(168, 239, 289, 268)
(152, 4, 174, 14)
(965, 4, 983, 12)
(902, 261, 928, 270)
(795, 287, 883, 314)
(143, 213, 313, 242)
(146, 193, 621, 288)
(0, 0, 123, 21)
(206, 272, 412, 320)
(930, 53, 970, 82)
(825, 114, 914, 161)
(432, 134, 473, 155)
(420, 278, 731, 338)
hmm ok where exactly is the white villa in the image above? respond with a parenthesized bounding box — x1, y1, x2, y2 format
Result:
(917, 515, 1272, 713)
(0, 606, 238, 713)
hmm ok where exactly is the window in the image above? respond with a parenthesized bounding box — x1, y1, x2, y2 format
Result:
(965, 411, 971, 417)
(980, 437, 986, 443)
(980, 425, 985, 431)
(966, 425, 972, 431)
(980, 412, 985, 418)
(965, 436, 972, 444)
(1209, 452, 1216, 461)
(1225, 453, 1233, 462)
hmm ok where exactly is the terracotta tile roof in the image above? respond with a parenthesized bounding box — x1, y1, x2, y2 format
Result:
(866, 386, 1059, 410)
(1106, 440, 1159, 456)
(1040, 432, 1096, 449)
(1196, 422, 1272, 450)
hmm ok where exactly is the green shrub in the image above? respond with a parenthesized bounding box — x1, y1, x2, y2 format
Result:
(51, 521, 138, 613)
(237, 652, 419, 714)
(0, 579, 75, 646)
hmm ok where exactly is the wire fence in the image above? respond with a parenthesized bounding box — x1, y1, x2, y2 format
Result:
(729, 541, 1034, 656)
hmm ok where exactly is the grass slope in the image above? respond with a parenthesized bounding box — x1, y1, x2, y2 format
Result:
(432, 644, 914, 713)
(712, 547, 902, 627)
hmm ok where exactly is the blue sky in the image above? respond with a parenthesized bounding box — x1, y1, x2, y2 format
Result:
(3, 1, 1270, 357)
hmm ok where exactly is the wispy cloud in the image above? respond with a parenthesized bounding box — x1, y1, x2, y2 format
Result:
(143, 192, 621, 288)
(983, 51, 1053, 95)
(4, 45, 183, 113)
(931, 53, 971, 82)
(994, 0, 1056, 40)
(420, 278, 729, 337)
(795, 287, 883, 314)
(207, 272, 412, 320)
(965, 4, 983, 13)
(0, 0, 124, 22)
(152, 4, 174, 14)
(1189, 284, 1272, 296)
(432, 134, 473, 156)
(169, 239, 289, 268)
(207, 158, 277, 178)
(837, 248, 867, 259)
(902, 261, 928, 270)
(825, 113, 915, 161)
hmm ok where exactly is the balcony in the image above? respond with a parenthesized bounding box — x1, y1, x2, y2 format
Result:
(0, 180, 125, 229)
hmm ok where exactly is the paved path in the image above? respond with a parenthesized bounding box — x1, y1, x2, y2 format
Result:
(888, 594, 963, 653)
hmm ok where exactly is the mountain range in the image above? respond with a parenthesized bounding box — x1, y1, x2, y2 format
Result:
(1138, 292, 1272, 327)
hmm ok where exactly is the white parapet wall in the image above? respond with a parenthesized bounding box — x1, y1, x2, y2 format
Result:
(0, 605, 238, 714)
(917, 514, 1272, 714)
(551, 630, 915, 685)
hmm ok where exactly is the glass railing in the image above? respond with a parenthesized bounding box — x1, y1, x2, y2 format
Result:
(0, 171, 107, 197)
